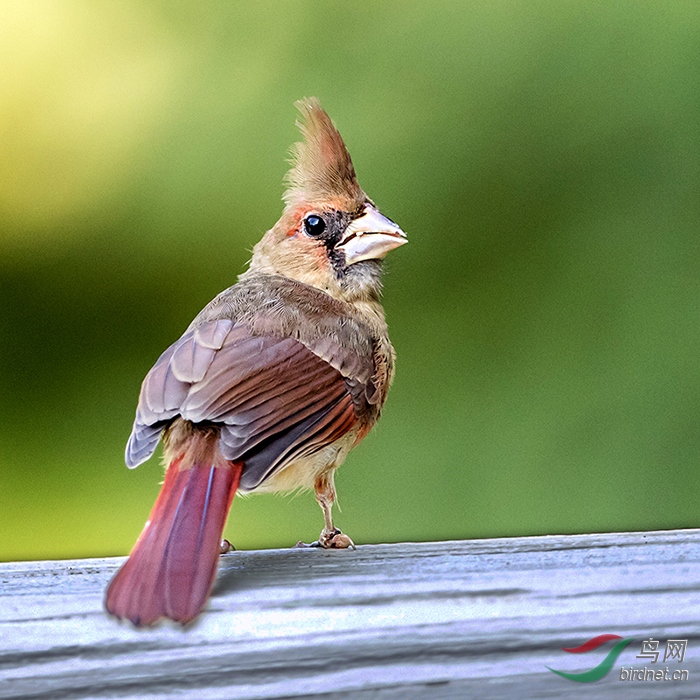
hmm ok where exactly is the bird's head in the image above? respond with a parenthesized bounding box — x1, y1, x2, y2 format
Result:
(244, 98, 407, 304)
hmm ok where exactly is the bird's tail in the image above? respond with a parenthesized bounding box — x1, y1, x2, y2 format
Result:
(105, 456, 242, 626)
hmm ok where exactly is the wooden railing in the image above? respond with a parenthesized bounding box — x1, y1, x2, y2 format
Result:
(1, 529, 698, 698)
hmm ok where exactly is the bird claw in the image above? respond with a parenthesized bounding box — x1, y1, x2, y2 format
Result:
(319, 528, 356, 549)
(219, 539, 235, 554)
(293, 528, 356, 550)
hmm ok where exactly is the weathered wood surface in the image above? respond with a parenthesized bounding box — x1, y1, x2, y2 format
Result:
(1, 530, 699, 699)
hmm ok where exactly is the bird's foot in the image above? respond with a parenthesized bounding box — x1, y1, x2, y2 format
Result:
(293, 528, 355, 549)
(219, 539, 235, 554)
(319, 527, 356, 549)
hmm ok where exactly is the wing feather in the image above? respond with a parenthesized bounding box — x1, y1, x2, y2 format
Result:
(125, 319, 373, 488)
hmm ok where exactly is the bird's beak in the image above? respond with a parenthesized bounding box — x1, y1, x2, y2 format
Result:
(336, 206, 407, 265)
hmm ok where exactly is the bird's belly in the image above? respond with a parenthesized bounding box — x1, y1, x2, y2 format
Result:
(242, 428, 358, 495)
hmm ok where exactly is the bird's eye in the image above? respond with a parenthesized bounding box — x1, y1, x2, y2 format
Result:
(303, 214, 326, 237)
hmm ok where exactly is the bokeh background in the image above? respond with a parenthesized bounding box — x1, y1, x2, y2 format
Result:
(1, 1, 699, 561)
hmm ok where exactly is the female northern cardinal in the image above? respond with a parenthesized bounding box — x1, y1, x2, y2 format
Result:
(105, 98, 407, 626)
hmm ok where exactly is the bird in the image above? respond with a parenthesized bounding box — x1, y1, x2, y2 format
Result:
(105, 97, 407, 626)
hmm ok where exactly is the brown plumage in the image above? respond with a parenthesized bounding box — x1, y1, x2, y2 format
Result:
(284, 98, 363, 208)
(105, 98, 407, 626)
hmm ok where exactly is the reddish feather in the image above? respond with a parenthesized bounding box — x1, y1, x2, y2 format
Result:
(105, 458, 242, 626)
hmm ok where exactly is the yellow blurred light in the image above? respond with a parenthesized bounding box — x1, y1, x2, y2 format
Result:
(0, 1, 183, 244)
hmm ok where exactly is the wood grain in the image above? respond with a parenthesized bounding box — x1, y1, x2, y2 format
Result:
(1, 530, 699, 699)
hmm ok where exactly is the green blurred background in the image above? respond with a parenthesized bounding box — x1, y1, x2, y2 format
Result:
(1, 1, 699, 561)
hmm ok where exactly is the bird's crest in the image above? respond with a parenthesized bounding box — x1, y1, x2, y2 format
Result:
(284, 98, 364, 208)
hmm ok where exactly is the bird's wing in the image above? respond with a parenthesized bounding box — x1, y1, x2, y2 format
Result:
(125, 319, 368, 490)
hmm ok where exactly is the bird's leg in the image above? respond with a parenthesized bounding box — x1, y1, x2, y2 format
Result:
(314, 471, 355, 549)
(293, 471, 355, 549)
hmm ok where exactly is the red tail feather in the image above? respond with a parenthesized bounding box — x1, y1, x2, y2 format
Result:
(105, 458, 242, 626)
